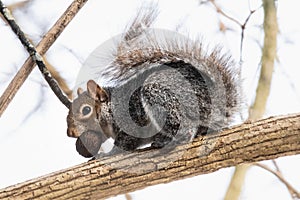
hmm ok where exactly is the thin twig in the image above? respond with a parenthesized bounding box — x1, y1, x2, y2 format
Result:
(254, 163, 300, 199)
(0, 1, 71, 108)
(0, 1, 73, 101)
(209, 0, 242, 26)
(0, 0, 89, 116)
(208, 0, 261, 64)
(272, 160, 282, 173)
(239, 8, 261, 63)
(44, 58, 73, 100)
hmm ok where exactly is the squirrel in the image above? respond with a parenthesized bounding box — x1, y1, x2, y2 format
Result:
(66, 5, 242, 158)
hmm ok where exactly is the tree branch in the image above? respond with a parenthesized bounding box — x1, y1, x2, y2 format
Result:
(0, 0, 71, 109)
(0, 0, 88, 116)
(250, 0, 278, 119)
(0, 113, 299, 199)
(254, 163, 300, 199)
(208, 0, 261, 63)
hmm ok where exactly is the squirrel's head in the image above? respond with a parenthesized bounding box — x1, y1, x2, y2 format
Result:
(67, 80, 109, 138)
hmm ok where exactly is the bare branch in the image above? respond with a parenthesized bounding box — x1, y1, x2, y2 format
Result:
(0, 0, 89, 117)
(0, 113, 299, 199)
(0, 1, 71, 109)
(254, 163, 300, 199)
(44, 58, 73, 100)
(209, 0, 242, 26)
(272, 160, 281, 173)
(0, 1, 73, 102)
(208, 0, 261, 63)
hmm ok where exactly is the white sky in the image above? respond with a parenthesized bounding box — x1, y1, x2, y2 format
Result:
(0, 0, 300, 199)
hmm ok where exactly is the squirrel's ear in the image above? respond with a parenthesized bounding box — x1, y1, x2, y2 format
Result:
(87, 80, 108, 102)
(77, 87, 84, 95)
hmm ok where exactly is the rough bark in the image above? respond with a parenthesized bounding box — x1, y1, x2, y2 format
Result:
(0, 113, 299, 200)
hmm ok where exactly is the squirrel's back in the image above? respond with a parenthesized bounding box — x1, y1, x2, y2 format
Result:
(94, 5, 241, 129)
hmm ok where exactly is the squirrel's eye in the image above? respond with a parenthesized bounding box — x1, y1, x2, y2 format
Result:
(81, 106, 92, 116)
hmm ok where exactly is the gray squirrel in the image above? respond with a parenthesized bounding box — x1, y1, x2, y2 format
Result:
(66, 6, 242, 158)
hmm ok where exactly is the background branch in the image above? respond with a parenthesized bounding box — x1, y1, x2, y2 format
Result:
(0, 113, 299, 199)
(254, 163, 300, 199)
(44, 58, 73, 100)
(0, 0, 89, 116)
(0, 1, 72, 101)
(0, 0, 71, 109)
(208, 0, 260, 63)
(250, 0, 278, 119)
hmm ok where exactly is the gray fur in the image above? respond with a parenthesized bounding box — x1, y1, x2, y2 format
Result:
(67, 5, 242, 157)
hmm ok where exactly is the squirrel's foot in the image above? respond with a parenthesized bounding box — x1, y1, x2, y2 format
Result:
(151, 140, 170, 149)
(150, 138, 176, 156)
(151, 134, 194, 156)
(151, 134, 174, 149)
